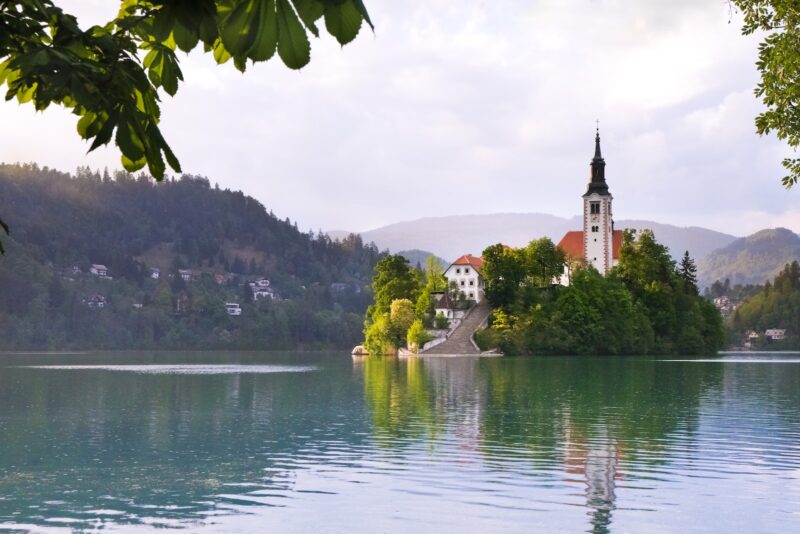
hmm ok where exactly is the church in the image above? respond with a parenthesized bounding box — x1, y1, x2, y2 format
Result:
(557, 129, 623, 283)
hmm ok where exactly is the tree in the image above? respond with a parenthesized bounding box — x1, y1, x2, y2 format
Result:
(732, 1, 800, 186)
(523, 237, 566, 288)
(0, 0, 373, 252)
(679, 250, 698, 294)
(406, 318, 431, 353)
(481, 243, 525, 308)
(423, 255, 446, 292)
(369, 255, 422, 318)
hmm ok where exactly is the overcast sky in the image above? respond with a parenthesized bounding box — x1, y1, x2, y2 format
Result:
(0, 0, 795, 236)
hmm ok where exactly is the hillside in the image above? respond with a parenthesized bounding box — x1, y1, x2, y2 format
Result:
(697, 228, 800, 289)
(0, 163, 382, 350)
(333, 214, 737, 263)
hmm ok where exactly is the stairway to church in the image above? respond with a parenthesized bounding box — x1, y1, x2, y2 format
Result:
(423, 300, 493, 355)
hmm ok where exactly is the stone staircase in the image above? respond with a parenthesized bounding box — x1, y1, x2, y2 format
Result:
(423, 300, 492, 355)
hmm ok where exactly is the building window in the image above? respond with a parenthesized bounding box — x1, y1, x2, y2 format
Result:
(591, 225, 599, 232)
(590, 202, 600, 214)
(465, 268, 470, 274)
(469, 292, 474, 299)
(456, 268, 461, 274)
(460, 280, 465, 287)
(469, 280, 474, 286)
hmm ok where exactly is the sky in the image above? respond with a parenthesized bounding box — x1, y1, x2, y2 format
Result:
(0, 0, 795, 237)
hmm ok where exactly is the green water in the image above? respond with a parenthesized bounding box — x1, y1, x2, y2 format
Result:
(0, 351, 799, 533)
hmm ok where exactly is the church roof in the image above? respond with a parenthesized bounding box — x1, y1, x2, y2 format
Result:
(585, 130, 610, 196)
(557, 230, 624, 260)
(450, 254, 484, 271)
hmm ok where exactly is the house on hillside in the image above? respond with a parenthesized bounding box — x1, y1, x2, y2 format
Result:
(433, 291, 469, 319)
(89, 264, 108, 277)
(248, 278, 275, 300)
(765, 328, 786, 340)
(150, 267, 160, 280)
(225, 302, 242, 316)
(178, 269, 192, 282)
(556, 129, 625, 284)
(443, 254, 485, 302)
(82, 293, 106, 309)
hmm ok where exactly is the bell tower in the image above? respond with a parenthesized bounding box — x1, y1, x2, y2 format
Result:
(583, 128, 614, 274)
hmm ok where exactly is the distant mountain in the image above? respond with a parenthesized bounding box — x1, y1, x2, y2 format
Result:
(697, 228, 800, 289)
(396, 249, 447, 269)
(333, 213, 737, 263)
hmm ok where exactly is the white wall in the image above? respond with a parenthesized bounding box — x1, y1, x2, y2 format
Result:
(583, 193, 614, 275)
(444, 264, 484, 302)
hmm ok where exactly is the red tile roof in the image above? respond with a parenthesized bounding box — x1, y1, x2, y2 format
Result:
(557, 230, 623, 260)
(450, 254, 484, 271)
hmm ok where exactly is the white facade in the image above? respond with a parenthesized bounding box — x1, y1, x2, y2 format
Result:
(90, 264, 108, 277)
(443, 260, 484, 302)
(583, 192, 615, 275)
(225, 302, 242, 316)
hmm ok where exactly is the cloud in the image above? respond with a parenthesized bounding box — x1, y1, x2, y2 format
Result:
(0, 0, 791, 236)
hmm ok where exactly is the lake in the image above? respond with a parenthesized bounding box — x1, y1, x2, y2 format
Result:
(0, 351, 798, 533)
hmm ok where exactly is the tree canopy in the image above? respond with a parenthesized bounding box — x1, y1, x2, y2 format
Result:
(0, 0, 372, 247)
(733, 0, 800, 186)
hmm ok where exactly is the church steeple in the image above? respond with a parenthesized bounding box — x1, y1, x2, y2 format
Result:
(585, 128, 610, 196)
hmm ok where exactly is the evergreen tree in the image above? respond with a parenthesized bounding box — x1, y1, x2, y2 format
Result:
(679, 250, 698, 294)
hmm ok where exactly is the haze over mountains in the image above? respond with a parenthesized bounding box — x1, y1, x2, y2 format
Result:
(330, 213, 737, 264)
(330, 213, 800, 290)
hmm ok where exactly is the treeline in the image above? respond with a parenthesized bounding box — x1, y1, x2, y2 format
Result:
(731, 261, 800, 348)
(0, 163, 382, 350)
(477, 231, 725, 355)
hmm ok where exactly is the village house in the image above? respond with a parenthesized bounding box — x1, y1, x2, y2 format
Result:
(178, 269, 192, 282)
(443, 254, 485, 302)
(765, 328, 787, 341)
(150, 267, 160, 279)
(557, 130, 624, 283)
(248, 278, 275, 300)
(214, 273, 227, 285)
(225, 302, 242, 316)
(82, 293, 106, 309)
(432, 291, 468, 320)
(89, 264, 109, 277)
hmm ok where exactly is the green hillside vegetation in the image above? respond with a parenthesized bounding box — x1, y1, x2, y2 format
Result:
(697, 228, 800, 289)
(731, 261, 800, 349)
(476, 231, 725, 355)
(0, 163, 382, 350)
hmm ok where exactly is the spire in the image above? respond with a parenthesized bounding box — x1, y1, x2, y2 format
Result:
(585, 126, 609, 196)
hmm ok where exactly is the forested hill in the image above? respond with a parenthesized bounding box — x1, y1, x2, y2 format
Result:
(0, 163, 383, 350)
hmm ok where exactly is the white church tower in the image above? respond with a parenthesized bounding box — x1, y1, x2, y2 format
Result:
(582, 129, 615, 275)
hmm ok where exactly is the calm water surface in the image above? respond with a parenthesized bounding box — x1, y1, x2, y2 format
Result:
(0, 351, 799, 533)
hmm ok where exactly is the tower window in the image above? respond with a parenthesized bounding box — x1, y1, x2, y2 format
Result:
(590, 202, 600, 214)
(591, 225, 599, 232)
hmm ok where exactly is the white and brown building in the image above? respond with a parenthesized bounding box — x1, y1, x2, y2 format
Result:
(443, 254, 485, 303)
(557, 130, 624, 283)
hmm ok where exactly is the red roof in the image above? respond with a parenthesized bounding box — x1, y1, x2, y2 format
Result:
(557, 230, 623, 260)
(450, 254, 484, 271)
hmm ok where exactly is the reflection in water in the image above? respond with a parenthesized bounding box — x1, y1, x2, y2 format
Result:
(0, 352, 799, 532)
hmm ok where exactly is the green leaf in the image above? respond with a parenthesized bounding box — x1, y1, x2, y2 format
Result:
(213, 38, 232, 64)
(88, 116, 117, 152)
(121, 154, 147, 172)
(248, 0, 278, 61)
(16, 84, 37, 104)
(173, 20, 200, 52)
(76, 112, 97, 138)
(276, 0, 310, 69)
(350, 0, 373, 30)
(221, 0, 260, 57)
(324, 0, 363, 45)
(116, 119, 145, 161)
(292, 0, 324, 37)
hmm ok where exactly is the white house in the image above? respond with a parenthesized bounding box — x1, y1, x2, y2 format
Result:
(765, 328, 787, 340)
(150, 267, 160, 280)
(225, 302, 242, 316)
(433, 291, 469, 320)
(178, 269, 192, 282)
(89, 264, 108, 277)
(249, 278, 275, 300)
(557, 129, 623, 283)
(443, 254, 485, 303)
(82, 293, 106, 309)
